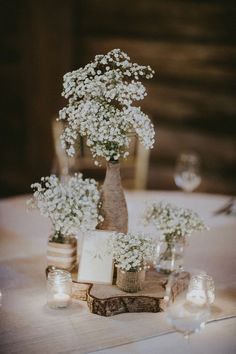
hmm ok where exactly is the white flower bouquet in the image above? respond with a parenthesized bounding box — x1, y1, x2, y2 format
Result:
(28, 173, 102, 243)
(143, 202, 208, 272)
(59, 48, 155, 163)
(108, 232, 155, 272)
(143, 201, 208, 242)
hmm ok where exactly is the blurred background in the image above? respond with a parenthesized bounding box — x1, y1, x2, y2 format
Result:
(1, 0, 236, 197)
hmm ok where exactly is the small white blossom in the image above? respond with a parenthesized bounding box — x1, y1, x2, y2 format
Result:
(27, 174, 103, 241)
(108, 232, 155, 272)
(143, 201, 208, 243)
(58, 49, 155, 162)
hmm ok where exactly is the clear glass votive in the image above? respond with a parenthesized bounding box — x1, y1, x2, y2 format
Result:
(186, 272, 215, 305)
(165, 269, 212, 338)
(47, 269, 72, 309)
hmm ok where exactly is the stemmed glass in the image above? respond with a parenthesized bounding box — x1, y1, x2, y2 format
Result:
(164, 269, 211, 339)
(174, 152, 201, 192)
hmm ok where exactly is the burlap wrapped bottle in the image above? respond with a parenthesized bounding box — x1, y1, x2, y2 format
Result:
(98, 161, 128, 233)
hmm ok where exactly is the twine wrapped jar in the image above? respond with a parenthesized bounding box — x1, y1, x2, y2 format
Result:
(116, 268, 146, 293)
(47, 236, 77, 270)
(98, 161, 128, 233)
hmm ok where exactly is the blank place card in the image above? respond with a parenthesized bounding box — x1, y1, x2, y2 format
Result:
(77, 230, 114, 284)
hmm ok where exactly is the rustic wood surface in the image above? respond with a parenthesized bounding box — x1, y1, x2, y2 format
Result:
(72, 281, 92, 301)
(70, 270, 189, 317)
(74, 0, 236, 195)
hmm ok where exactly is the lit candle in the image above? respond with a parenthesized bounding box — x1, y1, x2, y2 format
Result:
(47, 269, 72, 309)
(53, 292, 71, 307)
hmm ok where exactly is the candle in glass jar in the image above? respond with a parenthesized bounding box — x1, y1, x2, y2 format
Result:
(47, 269, 72, 309)
(53, 292, 71, 307)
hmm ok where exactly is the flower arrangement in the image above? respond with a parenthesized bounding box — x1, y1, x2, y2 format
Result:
(143, 202, 208, 273)
(143, 201, 208, 243)
(108, 232, 155, 272)
(28, 173, 102, 243)
(59, 48, 155, 163)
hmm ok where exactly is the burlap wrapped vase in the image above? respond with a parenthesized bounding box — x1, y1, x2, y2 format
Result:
(98, 161, 128, 233)
(116, 268, 146, 293)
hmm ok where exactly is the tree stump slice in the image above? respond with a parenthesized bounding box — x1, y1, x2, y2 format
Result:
(72, 281, 92, 301)
(85, 270, 189, 317)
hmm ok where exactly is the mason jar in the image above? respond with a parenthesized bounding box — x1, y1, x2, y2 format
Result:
(47, 269, 72, 309)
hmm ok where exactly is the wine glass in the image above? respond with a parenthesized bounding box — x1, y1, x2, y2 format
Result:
(174, 152, 201, 192)
(164, 269, 211, 339)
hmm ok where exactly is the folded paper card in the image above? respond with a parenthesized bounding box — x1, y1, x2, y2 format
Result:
(77, 230, 114, 284)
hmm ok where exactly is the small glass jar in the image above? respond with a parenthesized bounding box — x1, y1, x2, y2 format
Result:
(155, 237, 185, 274)
(47, 269, 72, 309)
(187, 272, 215, 305)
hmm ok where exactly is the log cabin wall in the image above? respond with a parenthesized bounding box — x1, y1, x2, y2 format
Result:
(1, 0, 236, 196)
(0, 0, 74, 196)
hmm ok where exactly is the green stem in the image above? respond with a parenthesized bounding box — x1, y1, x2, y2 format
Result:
(50, 231, 67, 244)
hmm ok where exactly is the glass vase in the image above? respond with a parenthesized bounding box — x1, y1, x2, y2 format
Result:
(155, 237, 185, 274)
(98, 160, 128, 233)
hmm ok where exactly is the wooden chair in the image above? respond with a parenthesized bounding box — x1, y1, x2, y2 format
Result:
(51, 120, 150, 190)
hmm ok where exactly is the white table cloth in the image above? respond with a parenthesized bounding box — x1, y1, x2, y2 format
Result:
(0, 191, 236, 354)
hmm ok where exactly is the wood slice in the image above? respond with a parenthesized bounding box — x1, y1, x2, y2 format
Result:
(47, 266, 189, 316)
(72, 281, 92, 301)
(85, 270, 189, 317)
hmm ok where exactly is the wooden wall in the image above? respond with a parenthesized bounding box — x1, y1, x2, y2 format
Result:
(1, 0, 236, 196)
(0, 0, 74, 196)
(74, 0, 236, 194)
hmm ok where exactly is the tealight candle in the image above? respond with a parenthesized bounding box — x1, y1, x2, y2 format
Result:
(47, 269, 72, 309)
(53, 293, 71, 307)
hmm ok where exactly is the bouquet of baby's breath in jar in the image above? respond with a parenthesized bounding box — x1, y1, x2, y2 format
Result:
(143, 201, 207, 242)
(59, 48, 155, 164)
(143, 201, 208, 273)
(108, 232, 155, 292)
(108, 232, 155, 272)
(28, 173, 102, 243)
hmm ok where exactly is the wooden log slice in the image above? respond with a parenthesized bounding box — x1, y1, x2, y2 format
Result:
(85, 270, 189, 317)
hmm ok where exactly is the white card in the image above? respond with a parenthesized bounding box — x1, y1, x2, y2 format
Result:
(77, 230, 114, 284)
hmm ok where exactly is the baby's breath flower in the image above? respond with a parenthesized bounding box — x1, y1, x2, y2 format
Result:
(28, 174, 102, 240)
(143, 201, 208, 242)
(59, 48, 155, 162)
(108, 232, 155, 272)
